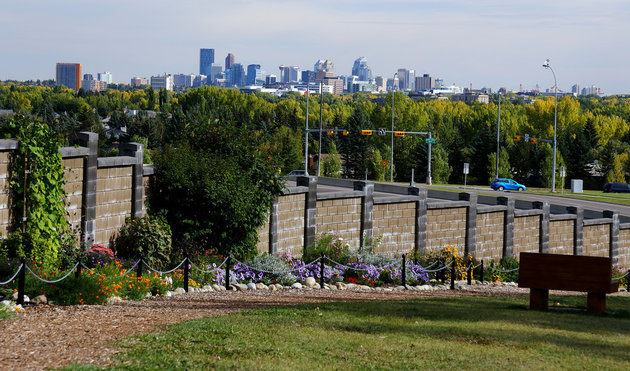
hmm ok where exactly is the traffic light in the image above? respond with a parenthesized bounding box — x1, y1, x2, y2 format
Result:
(342, 130, 349, 136)
(395, 131, 405, 137)
(361, 130, 372, 135)
(514, 135, 521, 141)
(530, 138, 537, 144)
(327, 130, 334, 135)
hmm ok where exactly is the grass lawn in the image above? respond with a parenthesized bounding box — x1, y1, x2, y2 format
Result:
(68, 295, 630, 370)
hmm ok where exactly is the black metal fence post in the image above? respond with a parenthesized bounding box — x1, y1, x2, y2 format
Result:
(75, 256, 82, 279)
(137, 257, 143, 278)
(17, 257, 25, 306)
(627, 269, 630, 291)
(450, 255, 456, 290)
(438, 258, 444, 282)
(319, 253, 325, 289)
(225, 256, 231, 290)
(480, 260, 484, 283)
(402, 254, 406, 287)
(467, 264, 472, 285)
(184, 255, 189, 293)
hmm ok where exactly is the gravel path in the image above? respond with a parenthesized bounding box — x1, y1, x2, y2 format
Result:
(0, 284, 625, 370)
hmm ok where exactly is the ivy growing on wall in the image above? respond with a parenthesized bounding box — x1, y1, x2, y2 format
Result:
(1, 115, 68, 266)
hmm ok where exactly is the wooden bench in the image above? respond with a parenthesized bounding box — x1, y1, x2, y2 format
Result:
(518, 252, 619, 313)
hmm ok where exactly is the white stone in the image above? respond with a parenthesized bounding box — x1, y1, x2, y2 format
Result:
(335, 282, 347, 290)
(256, 283, 268, 290)
(394, 286, 405, 290)
(247, 283, 257, 290)
(203, 285, 215, 292)
(418, 285, 432, 291)
(383, 288, 393, 292)
(291, 282, 303, 289)
(312, 283, 321, 289)
(11, 292, 29, 302)
(234, 284, 248, 292)
(211, 284, 223, 291)
(165, 291, 173, 297)
(106, 296, 123, 304)
(346, 283, 358, 289)
(145, 292, 152, 298)
(173, 287, 186, 295)
(328, 284, 338, 290)
(269, 285, 277, 291)
(33, 295, 47, 305)
(305, 277, 317, 288)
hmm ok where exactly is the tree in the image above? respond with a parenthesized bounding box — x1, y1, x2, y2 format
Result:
(321, 141, 342, 178)
(339, 105, 373, 179)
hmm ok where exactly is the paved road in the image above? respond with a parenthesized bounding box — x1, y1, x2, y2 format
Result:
(288, 177, 630, 223)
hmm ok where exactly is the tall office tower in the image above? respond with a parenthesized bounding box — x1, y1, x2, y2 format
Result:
(278, 66, 288, 83)
(210, 65, 222, 83)
(415, 74, 435, 92)
(571, 84, 580, 95)
(200, 48, 215, 76)
(352, 57, 372, 81)
(301, 70, 316, 83)
(246, 64, 262, 85)
(97, 72, 113, 84)
(288, 66, 300, 82)
(266, 74, 277, 84)
(56, 63, 82, 91)
(314, 59, 335, 82)
(396, 68, 415, 91)
(225, 53, 235, 70)
(374, 76, 386, 93)
(226, 63, 245, 86)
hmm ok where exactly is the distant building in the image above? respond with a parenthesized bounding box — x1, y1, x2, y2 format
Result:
(210, 65, 222, 84)
(323, 77, 344, 95)
(397, 68, 415, 91)
(226, 63, 246, 86)
(56, 63, 82, 91)
(279, 65, 300, 83)
(415, 74, 435, 92)
(374, 76, 386, 93)
(450, 92, 489, 104)
(130, 77, 149, 87)
(83, 74, 94, 81)
(200, 48, 215, 76)
(97, 72, 113, 84)
(351, 57, 372, 81)
(173, 74, 195, 90)
(81, 79, 106, 92)
(571, 84, 580, 95)
(150, 74, 174, 91)
(314, 59, 335, 82)
(246, 64, 262, 85)
(266, 74, 277, 84)
(225, 53, 235, 70)
(581, 85, 601, 96)
(193, 75, 207, 88)
(301, 70, 316, 83)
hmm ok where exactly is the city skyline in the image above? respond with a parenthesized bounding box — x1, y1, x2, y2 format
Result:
(2, 1, 629, 94)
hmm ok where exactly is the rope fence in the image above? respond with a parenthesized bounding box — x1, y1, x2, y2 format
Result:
(2, 252, 628, 306)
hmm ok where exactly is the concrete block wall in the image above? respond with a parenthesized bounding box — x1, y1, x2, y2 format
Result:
(0, 149, 13, 236)
(582, 224, 610, 257)
(316, 197, 362, 250)
(62, 157, 84, 230)
(372, 202, 416, 257)
(475, 211, 504, 262)
(549, 219, 575, 255)
(94, 166, 133, 245)
(513, 215, 540, 256)
(618, 227, 630, 268)
(275, 193, 305, 257)
(426, 207, 466, 251)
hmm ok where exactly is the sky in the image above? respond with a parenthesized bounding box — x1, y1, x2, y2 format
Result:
(2, 0, 629, 94)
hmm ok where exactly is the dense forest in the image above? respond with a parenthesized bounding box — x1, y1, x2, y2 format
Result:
(2, 82, 630, 190)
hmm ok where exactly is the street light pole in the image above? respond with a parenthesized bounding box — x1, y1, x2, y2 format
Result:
(495, 92, 501, 179)
(304, 77, 310, 174)
(317, 82, 324, 176)
(391, 73, 397, 182)
(543, 59, 558, 192)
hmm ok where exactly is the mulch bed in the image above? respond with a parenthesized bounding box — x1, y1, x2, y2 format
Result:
(0, 285, 621, 370)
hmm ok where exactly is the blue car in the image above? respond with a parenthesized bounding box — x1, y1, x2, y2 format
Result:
(491, 178, 526, 191)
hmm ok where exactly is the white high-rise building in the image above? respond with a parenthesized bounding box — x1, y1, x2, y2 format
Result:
(150, 74, 174, 91)
(97, 72, 113, 84)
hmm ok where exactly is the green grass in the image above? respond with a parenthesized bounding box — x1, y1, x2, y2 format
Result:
(66, 295, 630, 370)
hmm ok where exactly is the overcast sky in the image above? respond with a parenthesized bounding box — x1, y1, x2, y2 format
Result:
(2, 0, 629, 94)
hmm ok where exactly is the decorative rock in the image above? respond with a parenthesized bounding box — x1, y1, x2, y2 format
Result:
(328, 284, 337, 290)
(394, 286, 405, 290)
(335, 282, 347, 290)
(146, 292, 152, 298)
(173, 287, 186, 295)
(346, 283, 358, 289)
(269, 285, 277, 291)
(291, 282, 303, 289)
(383, 288, 393, 292)
(203, 285, 215, 292)
(211, 284, 223, 291)
(234, 283, 248, 292)
(358, 285, 371, 291)
(256, 283, 268, 290)
(418, 285, 432, 291)
(247, 283, 257, 290)
(12, 292, 30, 302)
(32, 295, 47, 305)
(165, 291, 173, 297)
(312, 283, 321, 289)
(305, 277, 317, 288)
(106, 296, 123, 304)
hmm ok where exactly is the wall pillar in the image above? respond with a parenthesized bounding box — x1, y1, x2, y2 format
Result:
(76, 132, 98, 247)
(408, 186, 427, 257)
(498, 196, 515, 259)
(604, 210, 619, 263)
(567, 206, 583, 255)
(533, 201, 549, 253)
(297, 176, 317, 255)
(268, 198, 279, 254)
(354, 181, 374, 248)
(459, 192, 477, 257)
(118, 142, 144, 218)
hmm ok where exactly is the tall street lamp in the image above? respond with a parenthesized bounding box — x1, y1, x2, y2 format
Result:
(495, 91, 501, 179)
(542, 59, 558, 192)
(390, 73, 397, 182)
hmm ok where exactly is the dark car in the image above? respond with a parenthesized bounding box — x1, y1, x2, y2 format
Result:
(490, 178, 526, 191)
(603, 182, 630, 193)
(288, 170, 308, 177)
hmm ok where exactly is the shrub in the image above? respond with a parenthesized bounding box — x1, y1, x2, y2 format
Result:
(114, 215, 172, 267)
(304, 231, 350, 264)
(246, 254, 295, 285)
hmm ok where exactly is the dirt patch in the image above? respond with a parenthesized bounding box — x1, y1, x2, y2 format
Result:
(0, 285, 622, 370)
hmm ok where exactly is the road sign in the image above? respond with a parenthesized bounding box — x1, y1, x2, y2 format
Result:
(395, 131, 405, 137)
(524, 133, 530, 142)
(425, 138, 436, 144)
(361, 130, 372, 135)
(560, 166, 566, 177)
(378, 128, 386, 136)
(530, 138, 537, 144)
(381, 161, 388, 167)
(514, 135, 521, 141)
(463, 163, 469, 175)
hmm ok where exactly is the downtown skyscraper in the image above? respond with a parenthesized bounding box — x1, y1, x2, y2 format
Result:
(56, 63, 82, 91)
(200, 48, 215, 76)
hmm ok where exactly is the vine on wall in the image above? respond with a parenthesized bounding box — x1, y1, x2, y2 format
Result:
(1, 115, 68, 266)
